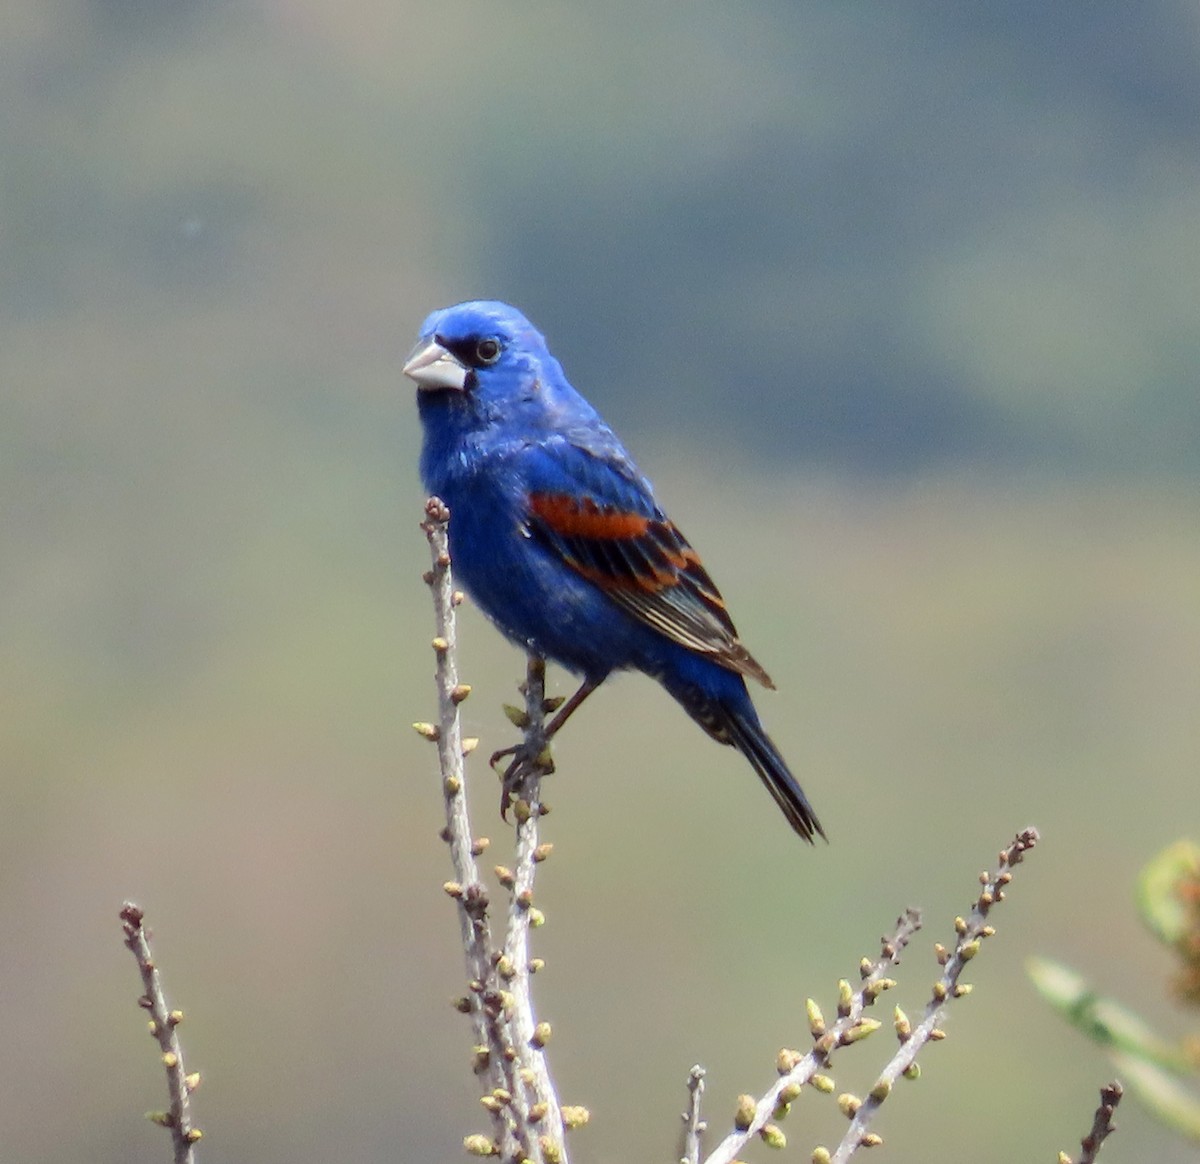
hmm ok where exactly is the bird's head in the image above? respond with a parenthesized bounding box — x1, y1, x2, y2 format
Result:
(404, 300, 577, 437)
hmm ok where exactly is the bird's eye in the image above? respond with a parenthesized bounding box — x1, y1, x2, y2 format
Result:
(475, 338, 502, 365)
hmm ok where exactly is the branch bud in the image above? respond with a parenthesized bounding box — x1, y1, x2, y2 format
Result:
(776, 1048, 802, 1074)
(759, 1123, 786, 1149)
(841, 1018, 881, 1044)
(863, 976, 896, 1002)
(806, 998, 826, 1038)
(836, 979, 853, 1016)
(837, 1093, 861, 1118)
(734, 1094, 757, 1130)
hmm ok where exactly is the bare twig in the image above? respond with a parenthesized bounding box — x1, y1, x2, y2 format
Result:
(421, 498, 524, 1159)
(499, 655, 570, 1152)
(826, 826, 1041, 1162)
(419, 498, 569, 1164)
(702, 828, 1041, 1164)
(1063, 1081, 1123, 1164)
(119, 903, 201, 1164)
(703, 909, 923, 1164)
(679, 1065, 707, 1164)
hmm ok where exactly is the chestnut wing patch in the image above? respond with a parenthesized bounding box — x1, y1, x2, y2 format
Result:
(527, 492, 774, 688)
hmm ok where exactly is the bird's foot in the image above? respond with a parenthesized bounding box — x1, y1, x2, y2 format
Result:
(491, 739, 555, 821)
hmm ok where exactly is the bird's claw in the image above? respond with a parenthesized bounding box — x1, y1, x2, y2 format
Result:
(491, 740, 555, 821)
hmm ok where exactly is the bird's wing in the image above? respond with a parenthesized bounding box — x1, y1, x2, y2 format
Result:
(520, 438, 774, 688)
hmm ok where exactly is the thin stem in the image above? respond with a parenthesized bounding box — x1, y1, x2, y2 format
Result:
(680, 1066, 707, 1164)
(119, 903, 200, 1164)
(827, 827, 1041, 1163)
(421, 499, 524, 1159)
(702, 909, 922, 1164)
(501, 656, 567, 1156)
(421, 499, 569, 1164)
(1076, 1082, 1123, 1164)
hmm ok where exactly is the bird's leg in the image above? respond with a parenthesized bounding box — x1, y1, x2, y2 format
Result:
(492, 675, 601, 819)
(541, 675, 601, 741)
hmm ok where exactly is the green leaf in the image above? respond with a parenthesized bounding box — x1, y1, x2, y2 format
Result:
(1026, 956, 1192, 1073)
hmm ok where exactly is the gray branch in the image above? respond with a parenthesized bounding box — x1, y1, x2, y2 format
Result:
(700, 828, 1043, 1164)
(119, 903, 201, 1164)
(1072, 1081, 1123, 1164)
(419, 498, 569, 1164)
(499, 654, 568, 1145)
(701, 908, 922, 1164)
(679, 1065, 707, 1164)
(826, 827, 1040, 1162)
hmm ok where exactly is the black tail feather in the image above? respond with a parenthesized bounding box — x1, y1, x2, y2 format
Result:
(663, 674, 825, 843)
(723, 710, 825, 843)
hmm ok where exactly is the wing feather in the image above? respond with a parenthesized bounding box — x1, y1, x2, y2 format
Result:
(526, 473, 774, 688)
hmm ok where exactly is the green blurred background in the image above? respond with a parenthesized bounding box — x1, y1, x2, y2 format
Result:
(4, 2, 1199, 1161)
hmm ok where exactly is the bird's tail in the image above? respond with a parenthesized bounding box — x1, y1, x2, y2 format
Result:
(665, 675, 825, 843)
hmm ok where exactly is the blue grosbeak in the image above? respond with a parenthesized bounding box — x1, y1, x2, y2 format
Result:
(404, 300, 824, 841)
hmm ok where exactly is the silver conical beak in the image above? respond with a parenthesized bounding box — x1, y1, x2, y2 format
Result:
(403, 339, 469, 391)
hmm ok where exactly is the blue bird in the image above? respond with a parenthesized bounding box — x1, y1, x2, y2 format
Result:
(404, 300, 824, 841)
